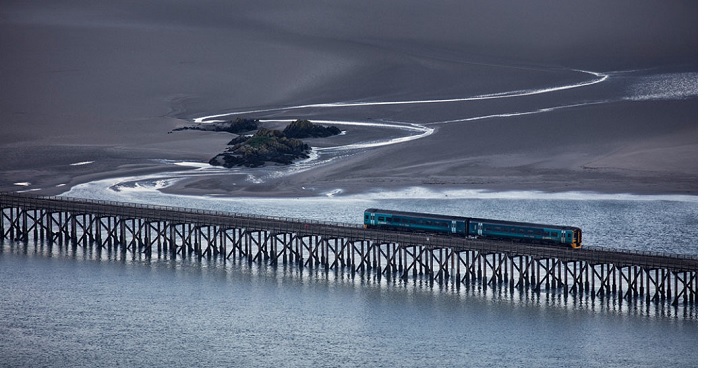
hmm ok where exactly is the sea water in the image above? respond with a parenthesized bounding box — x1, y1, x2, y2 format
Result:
(0, 244, 698, 368)
(0, 186, 698, 367)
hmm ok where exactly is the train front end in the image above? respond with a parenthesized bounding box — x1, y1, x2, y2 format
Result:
(570, 228, 582, 249)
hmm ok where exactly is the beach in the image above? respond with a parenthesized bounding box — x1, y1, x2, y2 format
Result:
(0, 1, 698, 197)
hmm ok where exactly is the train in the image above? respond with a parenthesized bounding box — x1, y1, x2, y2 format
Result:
(363, 208, 582, 249)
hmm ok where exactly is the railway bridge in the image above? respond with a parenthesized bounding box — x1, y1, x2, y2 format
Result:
(1, 193, 697, 308)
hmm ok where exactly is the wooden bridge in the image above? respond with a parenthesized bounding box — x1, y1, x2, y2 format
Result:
(1, 193, 697, 308)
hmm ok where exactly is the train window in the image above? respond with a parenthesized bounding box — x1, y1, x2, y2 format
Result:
(379, 217, 385, 221)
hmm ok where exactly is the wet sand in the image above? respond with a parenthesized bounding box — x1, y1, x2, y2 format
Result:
(0, 1, 698, 197)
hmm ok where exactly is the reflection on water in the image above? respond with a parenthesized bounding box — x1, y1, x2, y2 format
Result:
(1, 239, 698, 321)
(0, 241, 698, 367)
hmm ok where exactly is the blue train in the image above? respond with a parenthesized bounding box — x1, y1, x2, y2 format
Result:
(363, 208, 582, 249)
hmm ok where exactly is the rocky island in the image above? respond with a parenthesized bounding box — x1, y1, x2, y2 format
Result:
(282, 119, 341, 139)
(209, 128, 310, 168)
(172, 117, 260, 134)
(174, 118, 341, 168)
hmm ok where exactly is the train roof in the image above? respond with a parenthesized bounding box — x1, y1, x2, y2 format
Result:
(364, 208, 467, 222)
(468, 217, 581, 231)
(364, 208, 581, 231)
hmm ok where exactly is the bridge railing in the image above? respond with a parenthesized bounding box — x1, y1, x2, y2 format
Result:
(0, 192, 365, 230)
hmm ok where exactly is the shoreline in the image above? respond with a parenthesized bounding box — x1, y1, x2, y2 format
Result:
(8, 159, 694, 201)
(158, 170, 699, 199)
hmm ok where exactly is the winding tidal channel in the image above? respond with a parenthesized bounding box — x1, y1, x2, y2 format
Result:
(57, 67, 695, 199)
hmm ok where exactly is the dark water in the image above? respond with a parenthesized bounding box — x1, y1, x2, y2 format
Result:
(0, 241, 698, 368)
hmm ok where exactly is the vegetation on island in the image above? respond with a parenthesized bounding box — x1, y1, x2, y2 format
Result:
(210, 128, 310, 168)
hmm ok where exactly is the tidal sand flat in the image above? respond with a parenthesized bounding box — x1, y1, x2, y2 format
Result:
(0, 1, 697, 197)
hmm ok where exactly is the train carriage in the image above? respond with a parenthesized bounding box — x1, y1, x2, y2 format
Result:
(363, 208, 469, 236)
(363, 208, 582, 249)
(468, 218, 582, 249)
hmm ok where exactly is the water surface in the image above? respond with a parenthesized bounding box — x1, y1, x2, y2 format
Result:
(0, 247, 698, 368)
